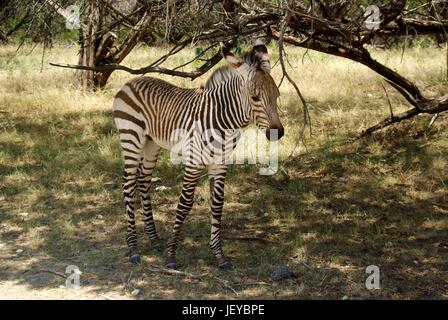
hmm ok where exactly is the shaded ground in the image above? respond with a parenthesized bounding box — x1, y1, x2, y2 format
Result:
(0, 44, 447, 299)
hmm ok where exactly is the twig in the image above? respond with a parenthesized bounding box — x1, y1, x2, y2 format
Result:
(144, 265, 238, 295)
(429, 113, 440, 127)
(127, 271, 133, 285)
(278, 9, 310, 138)
(381, 81, 394, 120)
(145, 265, 208, 278)
(32, 269, 66, 278)
(224, 236, 268, 243)
(348, 107, 420, 141)
(213, 276, 239, 295)
(300, 261, 313, 270)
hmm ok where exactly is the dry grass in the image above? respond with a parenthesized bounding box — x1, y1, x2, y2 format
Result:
(0, 43, 447, 299)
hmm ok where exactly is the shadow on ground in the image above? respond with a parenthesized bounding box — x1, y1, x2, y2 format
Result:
(0, 108, 447, 299)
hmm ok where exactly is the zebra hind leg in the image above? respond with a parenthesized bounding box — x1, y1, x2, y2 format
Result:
(137, 140, 162, 253)
(208, 165, 231, 270)
(122, 165, 141, 264)
(119, 133, 145, 264)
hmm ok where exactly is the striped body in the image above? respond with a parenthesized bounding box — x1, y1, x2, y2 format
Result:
(112, 43, 283, 268)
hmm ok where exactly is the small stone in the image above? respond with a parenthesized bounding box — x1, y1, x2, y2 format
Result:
(342, 295, 349, 300)
(17, 212, 28, 217)
(198, 259, 205, 264)
(97, 214, 104, 220)
(413, 260, 419, 266)
(16, 249, 24, 254)
(271, 266, 294, 281)
(59, 285, 66, 289)
(104, 181, 119, 189)
(155, 186, 171, 192)
(193, 194, 204, 204)
(367, 93, 373, 97)
(263, 212, 269, 217)
(151, 177, 161, 183)
(386, 241, 393, 247)
(338, 177, 348, 183)
(131, 289, 140, 296)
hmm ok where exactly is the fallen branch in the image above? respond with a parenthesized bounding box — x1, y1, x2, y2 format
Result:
(349, 107, 420, 141)
(145, 265, 208, 278)
(145, 265, 238, 295)
(224, 236, 268, 243)
(30, 269, 66, 278)
(349, 94, 448, 140)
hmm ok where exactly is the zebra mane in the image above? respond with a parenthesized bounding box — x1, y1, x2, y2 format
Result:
(204, 52, 253, 89)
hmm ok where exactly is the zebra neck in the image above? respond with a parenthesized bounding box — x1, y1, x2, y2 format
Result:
(212, 77, 250, 130)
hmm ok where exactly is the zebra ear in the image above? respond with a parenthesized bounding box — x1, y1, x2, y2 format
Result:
(252, 39, 271, 73)
(220, 42, 244, 69)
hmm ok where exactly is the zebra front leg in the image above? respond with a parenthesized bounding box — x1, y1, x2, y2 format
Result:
(208, 165, 231, 270)
(165, 165, 204, 269)
(138, 140, 162, 252)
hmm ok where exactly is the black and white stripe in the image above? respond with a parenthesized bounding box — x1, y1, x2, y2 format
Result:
(112, 42, 284, 269)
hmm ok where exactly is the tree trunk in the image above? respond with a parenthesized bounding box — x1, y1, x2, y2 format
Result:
(77, 3, 101, 89)
(76, 4, 152, 90)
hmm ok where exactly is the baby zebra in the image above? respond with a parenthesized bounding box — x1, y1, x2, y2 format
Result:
(112, 41, 284, 269)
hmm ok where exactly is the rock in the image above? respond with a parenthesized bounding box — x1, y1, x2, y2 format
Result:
(386, 241, 393, 247)
(97, 214, 104, 220)
(193, 194, 204, 204)
(263, 212, 269, 217)
(104, 181, 119, 189)
(271, 266, 295, 281)
(342, 295, 349, 300)
(16, 249, 24, 254)
(338, 177, 348, 183)
(151, 177, 161, 183)
(17, 212, 28, 217)
(155, 186, 171, 192)
(413, 260, 419, 266)
(59, 285, 66, 289)
(131, 289, 140, 296)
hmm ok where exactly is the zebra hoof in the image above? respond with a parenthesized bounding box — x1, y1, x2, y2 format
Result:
(130, 254, 141, 264)
(218, 260, 232, 271)
(165, 262, 177, 270)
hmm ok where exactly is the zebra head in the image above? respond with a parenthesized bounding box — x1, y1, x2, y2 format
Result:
(221, 41, 284, 141)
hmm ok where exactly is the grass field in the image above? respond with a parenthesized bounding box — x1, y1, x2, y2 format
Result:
(0, 43, 447, 299)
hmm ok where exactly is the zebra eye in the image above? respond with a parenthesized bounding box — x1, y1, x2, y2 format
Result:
(251, 95, 261, 102)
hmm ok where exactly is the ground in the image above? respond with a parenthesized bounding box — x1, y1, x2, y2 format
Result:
(0, 44, 447, 299)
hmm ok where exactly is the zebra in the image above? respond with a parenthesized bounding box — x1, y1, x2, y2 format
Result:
(112, 41, 284, 270)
